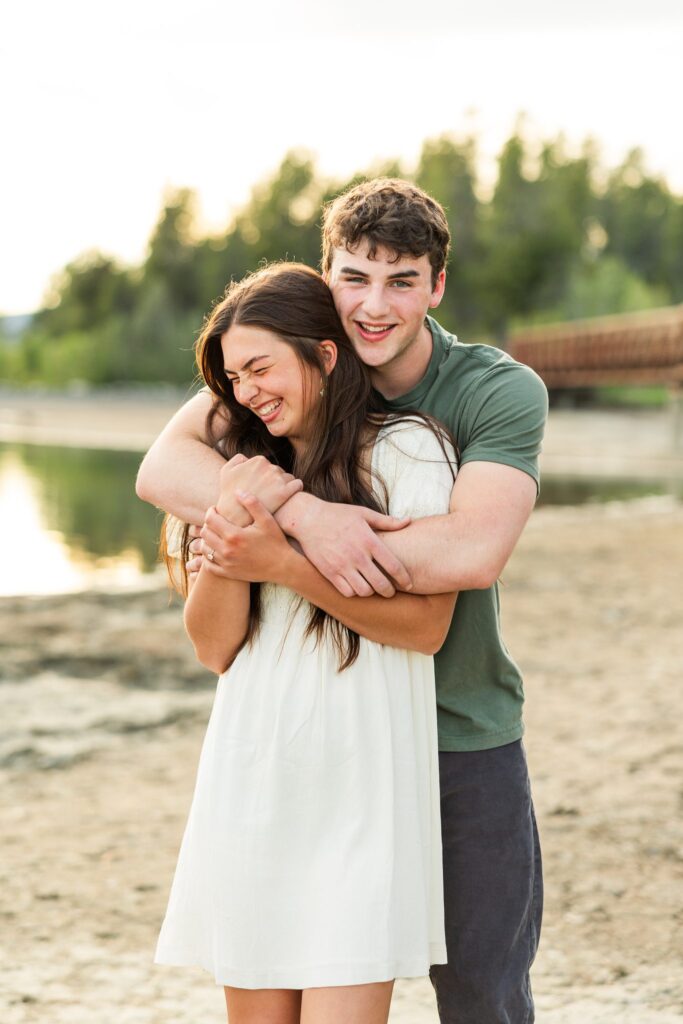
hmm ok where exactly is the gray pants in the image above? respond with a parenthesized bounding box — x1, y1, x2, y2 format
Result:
(430, 741, 543, 1024)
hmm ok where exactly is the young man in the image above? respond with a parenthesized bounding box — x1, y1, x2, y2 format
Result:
(137, 179, 548, 1023)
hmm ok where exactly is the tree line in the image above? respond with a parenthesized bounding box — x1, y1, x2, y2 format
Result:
(2, 130, 682, 387)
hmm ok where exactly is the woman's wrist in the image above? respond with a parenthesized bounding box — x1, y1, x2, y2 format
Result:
(271, 543, 306, 588)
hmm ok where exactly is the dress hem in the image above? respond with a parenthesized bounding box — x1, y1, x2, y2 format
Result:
(154, 945, 448, 989)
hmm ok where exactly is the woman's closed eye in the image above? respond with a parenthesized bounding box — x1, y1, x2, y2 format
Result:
(227, 367, 270, 385)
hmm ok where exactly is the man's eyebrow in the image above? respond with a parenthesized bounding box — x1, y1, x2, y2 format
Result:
(339, 266, 369, 277)
(224, 354, 270, 373)
(339, 266, 421, 280)
(387, 269, 420, 280)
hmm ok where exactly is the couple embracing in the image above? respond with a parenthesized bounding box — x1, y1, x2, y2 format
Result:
(137, 178, 547, 1024)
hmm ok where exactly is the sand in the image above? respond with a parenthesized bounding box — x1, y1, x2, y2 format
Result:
(2, 395, 683, 1022)
(2, 498, 682, 1022)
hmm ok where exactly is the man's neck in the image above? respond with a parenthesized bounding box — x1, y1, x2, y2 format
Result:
(370, 320, 434, 401)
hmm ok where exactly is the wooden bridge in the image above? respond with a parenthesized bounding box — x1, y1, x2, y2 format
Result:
(508, 305, 683, 390)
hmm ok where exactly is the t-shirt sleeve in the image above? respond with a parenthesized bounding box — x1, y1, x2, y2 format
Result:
(373, 420, 457, 520)
(459, 361, 548, 491)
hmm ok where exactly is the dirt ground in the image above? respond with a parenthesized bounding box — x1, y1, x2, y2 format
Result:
(1, 397, 683, 1022)
(2, 497, 682, 1022)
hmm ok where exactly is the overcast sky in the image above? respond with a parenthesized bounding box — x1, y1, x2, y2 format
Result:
(2, 0, 682, 314)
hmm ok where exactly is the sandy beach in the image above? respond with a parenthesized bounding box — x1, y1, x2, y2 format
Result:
(2, 395, 683, 1022)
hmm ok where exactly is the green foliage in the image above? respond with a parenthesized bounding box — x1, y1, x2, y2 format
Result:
(477, 134, 598, 336)
(518, 255, 669, 326)
(143, 188, 202, 310)
(600, 149, 683, 300)
(416, 135, 482, 332)
(3, 131, 681, 387)
(232, 152, 322, 268)
(37, 253, 136, 335)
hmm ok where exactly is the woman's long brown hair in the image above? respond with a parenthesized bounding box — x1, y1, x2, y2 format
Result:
(162, 262, 455, 670)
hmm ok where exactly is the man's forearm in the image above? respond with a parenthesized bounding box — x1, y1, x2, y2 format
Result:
(377, 512, 502, 593)
(135, 391, 225, 524)
(276, 492, 526, 595)
(282, 548, 456, 655)
(377, 463, 538, 593)
(275, 462, 538, 598)
(137, 441, 223, 524)
(281, 497, 501, 594)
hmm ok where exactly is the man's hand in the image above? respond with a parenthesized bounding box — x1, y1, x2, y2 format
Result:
(284, 497, 413, 598)
(216, 455, 303, 526)
(376, 461, 539, 593)
(199, 494, 296, 584)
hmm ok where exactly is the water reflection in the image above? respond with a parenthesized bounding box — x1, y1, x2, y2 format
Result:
(0, 443, 161, 596)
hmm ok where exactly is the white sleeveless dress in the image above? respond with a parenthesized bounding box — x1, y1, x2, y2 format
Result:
(155, 420, 456, 989)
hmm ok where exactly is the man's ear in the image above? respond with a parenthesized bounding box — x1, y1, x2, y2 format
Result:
(429, 269, 446, 310)
(319, 340, 338, 374)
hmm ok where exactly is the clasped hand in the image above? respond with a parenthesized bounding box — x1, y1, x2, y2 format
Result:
(215, 453, 302, 526)
(187, 452, 414, 597)
(192, 454, 301, 583)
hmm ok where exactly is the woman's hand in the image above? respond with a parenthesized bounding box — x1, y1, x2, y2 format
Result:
(200, 494, 295, 584)
(216, 454, 303, 527)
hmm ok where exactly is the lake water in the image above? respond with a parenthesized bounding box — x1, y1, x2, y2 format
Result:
(2, 441, 681, 597)
(1, 443, 161, 596)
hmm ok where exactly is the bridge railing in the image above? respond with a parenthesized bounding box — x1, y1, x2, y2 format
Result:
(507, 305, 683, 388)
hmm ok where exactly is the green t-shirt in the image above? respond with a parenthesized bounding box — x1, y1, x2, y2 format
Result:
(384, 317, 549, 752)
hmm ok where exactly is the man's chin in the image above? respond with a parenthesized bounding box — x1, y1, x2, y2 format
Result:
(347, 332, 391, 363)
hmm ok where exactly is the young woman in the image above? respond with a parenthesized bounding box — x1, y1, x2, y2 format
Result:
(154, 263, 458, 1024)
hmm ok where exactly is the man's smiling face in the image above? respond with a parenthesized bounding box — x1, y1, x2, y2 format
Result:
(326, 241, 445, 382)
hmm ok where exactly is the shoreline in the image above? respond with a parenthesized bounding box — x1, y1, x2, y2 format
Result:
(1, 390, 682, 478)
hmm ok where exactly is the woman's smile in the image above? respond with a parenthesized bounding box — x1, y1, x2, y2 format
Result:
(252, 398, 283, 422)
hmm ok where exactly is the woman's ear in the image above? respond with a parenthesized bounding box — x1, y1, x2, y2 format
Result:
(319, 340, 338, 375)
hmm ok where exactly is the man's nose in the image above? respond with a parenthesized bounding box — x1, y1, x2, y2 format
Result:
(362, 284, 390, 319)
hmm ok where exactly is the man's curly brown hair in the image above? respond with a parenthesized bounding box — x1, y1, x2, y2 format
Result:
(321, 178, 451, 289)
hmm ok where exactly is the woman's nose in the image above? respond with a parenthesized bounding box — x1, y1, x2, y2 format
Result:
(237, 380, 258, 404)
